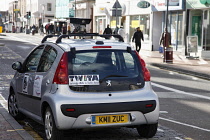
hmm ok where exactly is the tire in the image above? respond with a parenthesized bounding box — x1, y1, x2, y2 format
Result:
(45, 107, 64, 140)
(8, 92, 25, 120)
(136, 123, 158, 138)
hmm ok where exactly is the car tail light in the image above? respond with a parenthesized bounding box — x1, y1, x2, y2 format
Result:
(146, 104, 153, 108)
(135, 51, 151, 81)
(53, 52, 69, 84)
(66, 108, 75, 112)
(93, 46, 112, 48)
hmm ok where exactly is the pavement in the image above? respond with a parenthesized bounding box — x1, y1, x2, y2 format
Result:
(0, 32, 210, 139)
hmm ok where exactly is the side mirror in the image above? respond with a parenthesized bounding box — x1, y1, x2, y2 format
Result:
(12, 61, 22, 71)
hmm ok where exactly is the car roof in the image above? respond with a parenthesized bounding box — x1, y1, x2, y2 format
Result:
(55, 39, 133, 51)
(41, 34, 134, 52)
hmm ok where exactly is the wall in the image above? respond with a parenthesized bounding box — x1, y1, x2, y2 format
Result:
(152, 12, 163, 51)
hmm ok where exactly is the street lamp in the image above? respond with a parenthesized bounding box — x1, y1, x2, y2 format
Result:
(74, 0, 76, 17)
(165, 0, 169, 48)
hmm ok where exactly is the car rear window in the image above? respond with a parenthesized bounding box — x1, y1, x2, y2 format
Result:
(68, 50, 144, 92)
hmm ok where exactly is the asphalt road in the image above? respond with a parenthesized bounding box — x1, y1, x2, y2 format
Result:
(150, 66, 210, 140)
(1, 34, 210, 139)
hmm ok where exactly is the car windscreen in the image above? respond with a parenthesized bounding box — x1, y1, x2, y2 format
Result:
(68, 49, 145, 92)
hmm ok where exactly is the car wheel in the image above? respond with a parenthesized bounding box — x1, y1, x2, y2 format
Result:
(8, 92, 24, 120)
(136, 123, 158, 138)
(45, 107, 63, 140)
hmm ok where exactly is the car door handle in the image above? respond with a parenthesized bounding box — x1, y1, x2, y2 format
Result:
(46, 80, 50, 86)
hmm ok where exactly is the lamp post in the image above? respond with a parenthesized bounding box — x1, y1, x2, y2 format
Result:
(74, 0, 76, 17)
(165, 0, 169, 48)
(41, 4, 45, 26)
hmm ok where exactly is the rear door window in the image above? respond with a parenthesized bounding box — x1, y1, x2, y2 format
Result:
(68, 50, 144, 92)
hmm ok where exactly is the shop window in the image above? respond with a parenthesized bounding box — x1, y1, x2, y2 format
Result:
(47, 3, 52, 11)
(130, 15, 150, 42)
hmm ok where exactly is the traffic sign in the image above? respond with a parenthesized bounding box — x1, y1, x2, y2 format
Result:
(112, 0, 122, 17)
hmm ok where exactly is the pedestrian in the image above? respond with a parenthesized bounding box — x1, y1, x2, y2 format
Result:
(45, 23, 50, 35)
(67, 24, 71, 35)
(132, 27, 144, 52)
(103, 24, 112, 35)
(31, 24, 36, 35)
(103, 24, 112, 39)
(118, 26, 125, 40)
(62, 24, 67, 35)
(159, 27, 171, 47)
(113, 26, 119, 34)
(48, 23, 54, 35)
(40, 24, 44, 36)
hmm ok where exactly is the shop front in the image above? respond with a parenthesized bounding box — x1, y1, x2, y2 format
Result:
(187, 0, 210, 59)
(151, 0, 185, 52)
(127, 0, 151, 50)
(94, 0, 126, 35)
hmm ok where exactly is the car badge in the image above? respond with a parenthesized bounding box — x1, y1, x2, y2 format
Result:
(106, 80, 111, 86)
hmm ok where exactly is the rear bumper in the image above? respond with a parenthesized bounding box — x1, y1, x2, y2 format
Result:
(61, 100, 156, 118)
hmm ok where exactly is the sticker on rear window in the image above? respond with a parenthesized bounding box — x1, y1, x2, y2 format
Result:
(69, 75, 99, 85)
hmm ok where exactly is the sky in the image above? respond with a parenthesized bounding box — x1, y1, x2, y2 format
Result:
(0, 0, 14, 11)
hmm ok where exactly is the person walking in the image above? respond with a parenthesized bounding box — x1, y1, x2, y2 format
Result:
(103, 24, 112, 35)
(40, 24, 44, 36)
(103, 24, 112, 39)
(67, 24, 71, 35)
(132, 27, 144, 52)
(118, 26, 125, 40)
(62, 24, 67, 35)
(48, 23, 54, 35)
(159, 27, 171, 47)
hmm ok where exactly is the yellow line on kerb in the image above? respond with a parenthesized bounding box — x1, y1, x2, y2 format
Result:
(7, 129, 24, 132)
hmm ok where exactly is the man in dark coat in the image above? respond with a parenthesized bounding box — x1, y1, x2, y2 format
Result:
(103, 24, 112, 39)
(132, 27, 144, 52)
(103, 24, 112, 35)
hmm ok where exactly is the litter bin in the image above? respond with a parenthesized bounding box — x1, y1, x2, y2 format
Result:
(164, 47, 173, 63)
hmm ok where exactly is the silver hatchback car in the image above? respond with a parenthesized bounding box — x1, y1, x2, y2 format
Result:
(8, 33, 159, 140)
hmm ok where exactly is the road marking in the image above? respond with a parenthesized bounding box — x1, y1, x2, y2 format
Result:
(7, 129, 25, 132)
(157, 128, 164, 132)
(6, 35, 38, 45)
(175, 137, 183, 140)
(160, 117, 210, 132)
(160, 111, 168, 114)
(0, 94, 8, 110)
(152, 82, 210, 100)
(198, 58, 208, 65)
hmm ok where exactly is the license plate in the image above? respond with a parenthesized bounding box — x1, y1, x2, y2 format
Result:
(92, 114, 129, 125)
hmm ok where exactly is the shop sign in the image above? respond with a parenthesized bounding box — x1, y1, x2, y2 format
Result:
(199, 0, 210, 4)
(187, 0, 209, 8)
(187, 36, 198, 53)
(200, 0, 206, 4)
(14, 9, 20, 12)
(137, 1, 150, 8)
(152, 0, 183, 11)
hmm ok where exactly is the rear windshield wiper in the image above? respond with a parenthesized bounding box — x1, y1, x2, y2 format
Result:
(99, 75, 128, 83)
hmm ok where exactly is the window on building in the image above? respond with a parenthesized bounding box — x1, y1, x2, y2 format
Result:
(130, 15, 150, 42)
(47, 3, 52, 11)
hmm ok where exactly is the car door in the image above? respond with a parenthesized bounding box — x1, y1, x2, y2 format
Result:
(16, 45, 45, 111)
(30, 45, 58, 116)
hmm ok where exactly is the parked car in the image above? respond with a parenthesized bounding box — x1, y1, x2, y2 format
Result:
(8, 33, 159, 140)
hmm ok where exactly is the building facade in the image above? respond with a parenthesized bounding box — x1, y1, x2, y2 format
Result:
(186, 0, 210, 59)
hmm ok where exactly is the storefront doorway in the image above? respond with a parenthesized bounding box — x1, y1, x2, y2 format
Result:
(189, 10, 202, 48)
